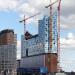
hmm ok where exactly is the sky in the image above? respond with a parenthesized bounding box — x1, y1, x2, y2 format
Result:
(0, 0, 75, 72)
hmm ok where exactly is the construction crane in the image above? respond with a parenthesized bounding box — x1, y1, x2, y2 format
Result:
(45, 0, 58, 52)
(57, 0, 61, 72)
(19, 13, 40, 39)
(45, 0, 61, 72)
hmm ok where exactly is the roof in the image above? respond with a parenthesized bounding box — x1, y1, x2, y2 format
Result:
(0, 29, 14, 35)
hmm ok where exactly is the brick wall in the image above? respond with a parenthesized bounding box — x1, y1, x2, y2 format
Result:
(45, 53, 58, 73)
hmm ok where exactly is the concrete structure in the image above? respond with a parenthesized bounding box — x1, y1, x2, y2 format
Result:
(0, 29, 17, 75)
(21, 53, 57, 73)
(21, 15, 58, 73)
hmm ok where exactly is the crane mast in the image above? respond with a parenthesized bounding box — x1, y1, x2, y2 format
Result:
(19, 13, 40, 39)
(45, 0, 58, 52)
(50, 0, 52, 51)
(45, 0, 61, 72)
(57, 0, 61, 71)
(24, 15, 26, 35)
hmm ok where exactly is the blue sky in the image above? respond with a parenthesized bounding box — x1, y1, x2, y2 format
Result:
(0, 11, 23, 40)
(0, 0, 75, 72)
(0, 11, 38, 40)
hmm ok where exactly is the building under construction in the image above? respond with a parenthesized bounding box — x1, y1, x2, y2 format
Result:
(0, 29, 17, 75)
(19, 15, 58, 74)
(18, 0, 61, 74)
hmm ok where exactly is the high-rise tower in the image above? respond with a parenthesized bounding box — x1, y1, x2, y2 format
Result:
(0, 29, 17, 75)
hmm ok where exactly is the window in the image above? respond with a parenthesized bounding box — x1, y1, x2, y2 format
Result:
(46, 40, 48, 42)
(26, 49, 28, 57)
(45, 34, 47, 36)
(48, 21, 49, 24)
(46, 19, 48, 21)
(45, 28, 47, 31)
(46, 24, 47, 25)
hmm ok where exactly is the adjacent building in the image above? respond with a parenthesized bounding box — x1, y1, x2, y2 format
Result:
(0, 29, 17, 75)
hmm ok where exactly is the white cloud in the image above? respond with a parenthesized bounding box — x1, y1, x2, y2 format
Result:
(19, 0, 75, 29)
(67, 33, 75, 39)
(18, 3, 37, 15)
(60, 59, 75, 72)
(0, 0, 75, 30)
(60, 0, 75, 29)
(0, 0, 19, 11)
(60, 33, 75, 49)
(61, 0, 75, 16)
(61, 15, 75, 29)
(60, 32, 75, 71)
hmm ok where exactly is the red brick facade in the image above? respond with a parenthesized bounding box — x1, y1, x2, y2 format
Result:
(45, 53, 57, 73)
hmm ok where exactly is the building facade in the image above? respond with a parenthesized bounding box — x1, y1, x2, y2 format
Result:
(21, 15, 58, 73)
(21, 16, 50, 57)
(38, 16, 50, 53)
(21, 31, 43, 57)
(0, 29, 17, 75)
(39, 15, 58, 53)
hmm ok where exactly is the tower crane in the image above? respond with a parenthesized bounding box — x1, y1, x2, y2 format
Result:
(45, 0, 58, 52)
(19, 13, 40, 39)
(45, 0, 61, 72)
(57, 0, 61, 71)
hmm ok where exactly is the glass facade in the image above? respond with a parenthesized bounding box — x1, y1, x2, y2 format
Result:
(21, 15, 58, 57)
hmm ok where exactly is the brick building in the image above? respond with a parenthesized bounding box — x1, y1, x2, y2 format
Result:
(0, 29, 17, 75)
